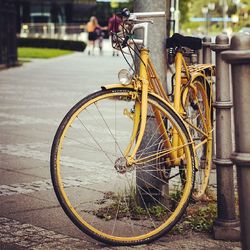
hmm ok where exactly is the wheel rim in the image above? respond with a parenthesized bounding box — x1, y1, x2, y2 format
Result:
(52, 89, 194, 244)
(183, 81, 212, 200)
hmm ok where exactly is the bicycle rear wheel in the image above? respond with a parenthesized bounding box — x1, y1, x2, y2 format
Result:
(50, 88, 195, 245)
(183, 78, 212, 200)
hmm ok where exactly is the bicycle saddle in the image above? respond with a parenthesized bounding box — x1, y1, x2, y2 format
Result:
(166, 33, 202, 50)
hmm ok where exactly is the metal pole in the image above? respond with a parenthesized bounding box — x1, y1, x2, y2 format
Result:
(202, 36, 212, 64)
(202, 36, 217, 162)
(222, 33, 250, 250)
(134, 0, 167, 205)
(211, 34, 240, 241)
(174, 0, 180, 33)
(197, 48, 203, 64)
(134, 0, 167, 86)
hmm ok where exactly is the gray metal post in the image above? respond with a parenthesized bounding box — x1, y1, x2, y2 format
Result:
(134, 0, 167, 85)
(211, 34, 240, 241)
(203, 36, 212, 64)
(203, 36, 216, 162)
(134, 0, 167, 205)
(198, 48, 203, 64)
(222, 33, 250, 250)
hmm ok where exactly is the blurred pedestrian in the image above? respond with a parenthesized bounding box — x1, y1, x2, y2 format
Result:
(108, 13, 122, 56)
(86, 16, 107, 55)
(86, 16, 99, 55)
(95, 26, 106, 55)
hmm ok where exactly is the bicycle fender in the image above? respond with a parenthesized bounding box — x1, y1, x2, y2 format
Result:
(102, 85, 194, 133)
(101, 83, 135, 90)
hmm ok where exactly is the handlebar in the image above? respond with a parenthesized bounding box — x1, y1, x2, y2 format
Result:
(120, 8, 165, 20)
(129, 11, 166, 20)
(114, 8, 166, 48)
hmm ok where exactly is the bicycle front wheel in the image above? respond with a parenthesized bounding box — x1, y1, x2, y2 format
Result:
(51, 88, 195, 246)
(183, 78, 212, 200)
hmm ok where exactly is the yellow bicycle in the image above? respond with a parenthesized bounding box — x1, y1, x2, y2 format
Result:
(50, 9, 214, 246)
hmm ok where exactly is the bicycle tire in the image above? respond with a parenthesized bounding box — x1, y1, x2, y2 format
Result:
(50, 87, 195, 246)
(182, 78, 212, 200)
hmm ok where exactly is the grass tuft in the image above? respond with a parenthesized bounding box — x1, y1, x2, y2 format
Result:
(18, 47, 73, 59)
(171, 199, 217, 234)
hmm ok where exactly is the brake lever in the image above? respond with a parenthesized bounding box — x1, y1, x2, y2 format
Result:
(128, 15, 154, 24)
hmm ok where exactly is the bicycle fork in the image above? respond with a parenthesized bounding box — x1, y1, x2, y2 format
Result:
(124, 49, 184, 167)
(125, 49, 150, 166)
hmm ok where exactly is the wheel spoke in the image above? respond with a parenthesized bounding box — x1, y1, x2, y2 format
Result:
(183, 80, 212, 200)
(51, 89, 195, 245)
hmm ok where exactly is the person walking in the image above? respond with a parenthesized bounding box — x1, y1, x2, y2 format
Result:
(108, 13, 122, 56)
(86, 16, 99, 55)
(94, 26, 105, 55)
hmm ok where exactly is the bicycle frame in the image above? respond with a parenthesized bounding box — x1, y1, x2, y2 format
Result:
(104, 4, 215, 168)
(103, 48, 196, 168)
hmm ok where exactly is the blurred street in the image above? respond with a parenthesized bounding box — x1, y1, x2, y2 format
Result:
(0, 45, 241, 249)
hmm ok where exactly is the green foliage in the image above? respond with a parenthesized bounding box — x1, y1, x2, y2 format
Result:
(170, 189, 182, 201)
(179, 0, 192, 23)
(95, 187, 169, 221)
(17, 38, 86, 52)
(119, 0, 134, 11)
(182, 21, 203, 31)
(188, 0, 218, 18)
(148, 205, 167, 219)
(171, 200, 217, 234)
(18, 47, 73, 59)
(133, 205, 146, 215)
(92, 0, 133, 25)
(186, 203, 217, 232)
(181, 0, 250, 33)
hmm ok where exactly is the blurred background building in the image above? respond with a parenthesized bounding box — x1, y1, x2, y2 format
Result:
(1, 0, 249, 68)
(16, 0, 133, 40)
(0, 0, 133, 67)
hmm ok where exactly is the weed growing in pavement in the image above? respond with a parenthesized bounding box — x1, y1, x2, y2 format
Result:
(171, 190, 217, 234)
(89, 186, 220, 233)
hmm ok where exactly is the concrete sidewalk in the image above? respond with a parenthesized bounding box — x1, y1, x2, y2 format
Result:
(0, 50, 241, 249)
